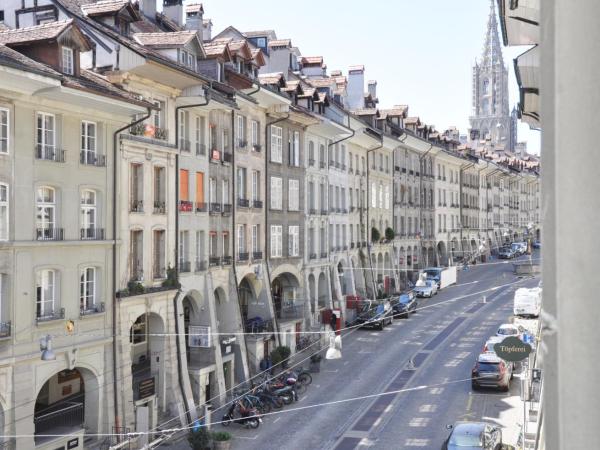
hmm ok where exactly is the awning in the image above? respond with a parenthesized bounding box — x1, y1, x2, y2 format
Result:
(514, 45, 540, 129)
(498, 0, 539, 46)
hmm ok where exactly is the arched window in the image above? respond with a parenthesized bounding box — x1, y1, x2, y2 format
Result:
(36, 186, 56, 240)
(81, 189, 97, 239)
(0, 183, 8, 241)
(483, 79, 489, 94)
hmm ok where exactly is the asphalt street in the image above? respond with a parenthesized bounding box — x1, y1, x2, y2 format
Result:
(162, 253, 540, 450)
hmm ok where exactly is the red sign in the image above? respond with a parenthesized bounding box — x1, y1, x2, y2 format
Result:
(211, 149, 221, 160)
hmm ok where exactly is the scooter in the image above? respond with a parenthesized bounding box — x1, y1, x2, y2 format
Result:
(221, 400, 262, 429)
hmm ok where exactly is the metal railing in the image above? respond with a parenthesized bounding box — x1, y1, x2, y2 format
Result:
(309, 253, 317, 260)
(179, 200, 193, 212)
(80, 228, 105, 240)
(320, 251, 328, 258)
(130, 200, 144, 213)
(36, 308, 65, 323)
(209, 256, 221, 266)
(238, 198, 250, 208)
(153, 201, 166, 214)
(179, 261, 191, 273)
(180, 139, 191, 152)
(195, 260, 207, 272)
(222, 204, 232, 215)
(253, 200, 263, 209)
(222, 255, 232, 265)
(34, 401, 84, 436)
(209, 202, 221, 214)
(238, 252, 249, 261)
(196, 202, 207, 212)
(237, 139, 248, 149)
(36, 228, 64, 241)
(80, 302, 105, 316)
(252, 251, 263, 260)
(223, 152, 233, 164)
(35, 145, 65, 162)
(153, 265, 166, 279)
(252, 144, 262, 152)
(80, 150, 106, 167)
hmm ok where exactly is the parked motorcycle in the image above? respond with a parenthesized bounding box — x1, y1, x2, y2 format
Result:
(221, 400, 262, 429)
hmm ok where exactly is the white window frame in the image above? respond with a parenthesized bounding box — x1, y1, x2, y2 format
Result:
(270, 225, 282, 258)
(288, 179, 299, 211)
(251, 120, 259, 146)
(80, 267, 96, 312)
(237, 115, 246, 144)
(251, 170, 260, 201)
(270, 126, 283, 163)
(385, 185, 390, 210)
(291, 131, 300, 166)
(80, 189, 97, 238)
(0, 184, 7, 241)
(36, 186, 56, 235)
(288, 225, 299, 257)
(270, 176, 282, 210)
(81, 120, 97, 163)
(222, 179, 229, 205)
(62, 46, 74, 75)
(371, 183, 377, 208)
(251, 224, 259, 252)
(36, 112, 55, 153)
(0, 108, 8, 154)
(237, 224, 245, 253)
(36, 269, 56, 318)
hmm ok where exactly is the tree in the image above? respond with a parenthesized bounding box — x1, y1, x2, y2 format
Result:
(385, 227, 395, 241)
(371, 227, 381, 243)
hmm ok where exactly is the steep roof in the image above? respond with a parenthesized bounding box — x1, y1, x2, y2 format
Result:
(0, 19, 75, 46)
(203, 40, 232, 60)
(133, 31, 199, 48)
(81, 0, 135, 17)
(268, 39, 291, 48)
(0, 44, 61, 78)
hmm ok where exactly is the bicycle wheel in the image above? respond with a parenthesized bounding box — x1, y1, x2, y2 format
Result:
(298, 372, 312, 386)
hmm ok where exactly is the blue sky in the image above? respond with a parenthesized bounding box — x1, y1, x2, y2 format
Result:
(187, 0, 540, 154)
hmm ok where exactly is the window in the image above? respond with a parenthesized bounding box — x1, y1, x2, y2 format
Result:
(308, 141, 315, 165)
(62, 47, 74, 75)
(80, 267, 96, 312)
(237, 115, 246, 146)
(270, 177, 282, 209)
(131, 230, 143, 280)
(179, 110, 188, 150)
(251, 170, 260, 201)
(237, 167, 247, 200)
(80, 189, 97, 238)
(81, 121, 97, 163)
(0, 108, 8, 153)
(270, 225, 282, 257)
(251, 224, 259, 252)
(154, 167, 166, 212)
(288, 179, 299, 211)
(0, 184, 7, 241)
(237, 224, 246, 253)
(257, 37, 266, 47)
(288, 225, 299, 256)
(196, 172, 204, 205)
(222, 179, 230, 205)
(270, 126, 283, 163)
(36, 269, 56, 318)
(131, 163, 143, 211)
(289, 131, 300, 166)
(36, 186, 56, 239)
(371, 183, 377, 208)
(36, 112, 55, 155)
(180, 169, 189, 202)
(151, 100, 162, 129)
(385, 185, 390, 210)
(251, 120, 259, 146)
(209, 178, 217, 203)
(153, 230, 166, 279)
(379, 183, 384, 208)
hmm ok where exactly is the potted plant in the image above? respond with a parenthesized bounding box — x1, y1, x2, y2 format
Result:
(371, 227, 380, 243)
(161, 265, 181, 289)
(385, 227, 395, 241)
(270, 345, 291, 371)
(187, 427, 211, 450)
(212, 431, 232, 450)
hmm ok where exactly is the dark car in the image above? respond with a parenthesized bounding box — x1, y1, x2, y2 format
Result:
(471, 353, 512, 391)
(497, 247, 514, 259)
(533, 240, 541, 249)
(355, 300, 393, 330)
(391, 293, 417, 318)
(442, 422, 503, 450)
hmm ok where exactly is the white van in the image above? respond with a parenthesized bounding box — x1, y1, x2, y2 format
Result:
(513, 287, 542, 317)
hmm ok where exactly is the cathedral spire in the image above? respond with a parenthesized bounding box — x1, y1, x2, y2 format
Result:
(481, 0, 504, 68)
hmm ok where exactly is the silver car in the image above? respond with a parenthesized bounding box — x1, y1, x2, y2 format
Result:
(413, 280, 438, 298)
(442, 422, 503, 450)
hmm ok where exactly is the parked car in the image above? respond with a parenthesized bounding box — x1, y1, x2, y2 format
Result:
(496, 323, 525, 339)
(471, 353, 512, 391)
(533, 240, 541, 249)
(442, 422, 504, 450)
(413, 279, 438, 298)
(511, 242, 527, 256)
(497, 247, 514, 259)
(355, 300, 393, 330)
(483, 336, 515, 371)
(391, 293, 418, 318)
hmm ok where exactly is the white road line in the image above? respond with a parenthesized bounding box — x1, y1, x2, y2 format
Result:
(273, 417, 281, 424)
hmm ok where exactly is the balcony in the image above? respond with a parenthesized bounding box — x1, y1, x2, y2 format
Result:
(252, 251, 263, 261)
(209, 202, 221, 214)
(308, 158, 315, 167)
(34, 401, 84, 441)
(320, 251, 328, 258)
(180, 139, 191, 152)
(321, 209, 329, 215)
(238, 198, 250, 208)
(80, 150, 106, 167)
(222, 204, 232, 216)
(35, 145, 66, 163)
(277, 300, 305, 321)
(252, 143, 262, 152)
(343, 245, 348, 250)
(0, 321, 11, 339)
(36, 228, 64, 241)
(179, 200, 193, 212)
(179, 261, 191, 273)
(130, 123, 168, 141)
(195, 202, 207, 212)
(237, 139, 248, 150)
(80, 302, 105, 317)
(222, 152, 233, 165)
(130, 200, 144, 213)
(309, 253, 317, 260)
(80, 228, 105, 240)
(350, 242, 355, 249)
(329, 160, 335, 167)
(222, 255, 232, 265)
(252, 199, 263, 209)
(238, 252, 249, 262)
(196, 143, 207, 156)
(37, 307, 65, 323)
(209, 256, 221, 267)
(409, 170, 414, 176)
(153, 201, 166, 214)
(195, 260, 207, 272)
(309, 208, 317, 215)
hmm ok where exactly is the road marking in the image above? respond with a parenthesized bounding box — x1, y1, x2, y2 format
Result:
(344, 361, 350, 366)
(299, 396, 307, 402)
(325, 369, 339, 373)
(273, 417, 281, 423)
(228, 434, 259, 440)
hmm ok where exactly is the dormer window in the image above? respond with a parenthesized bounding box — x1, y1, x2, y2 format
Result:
(237, 58, 243, 74)
(257, 38, 266, 48)
(62, 47, 74, 75)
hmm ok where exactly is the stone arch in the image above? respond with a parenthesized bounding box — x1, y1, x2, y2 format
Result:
(272, 272, 301, 320)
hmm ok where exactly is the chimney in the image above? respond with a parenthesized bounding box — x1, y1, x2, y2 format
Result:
(347, 65, 365, 110)
(202, 18, 212, 41)
(368, 80, 377, 100)
(162, 0, 183, 27)
(138, 0, 157, 20)
(184, 3, 203, 32)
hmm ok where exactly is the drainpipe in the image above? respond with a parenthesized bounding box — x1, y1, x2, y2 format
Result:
(111, 107, 152, 438)
(264, 113, 289, 342)
(173, 87, 211, 426)
(366, 133, 383, 298)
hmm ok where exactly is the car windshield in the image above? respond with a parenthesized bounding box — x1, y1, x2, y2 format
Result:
(449, 430, 483, 446)
(425, 270, 438, 277)
(498, 327, 517, 335)
(477, 362, 500, 372)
